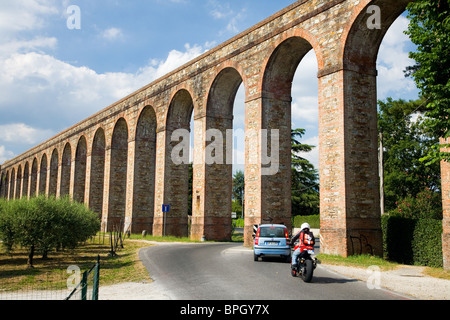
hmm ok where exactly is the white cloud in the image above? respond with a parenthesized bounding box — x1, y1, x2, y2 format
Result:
(0, 0, 58, 37)
(0, 123, 54, 145)
(0, 42, 209, 163)
(0, 0, 210, 164)
(0, 145, 15, 164)
(101, 27, 124, 41)
(0, 36, 57, 57)
(291, 50, 319, 127)
(207, 0, 246, 35)
(142, 43, 207, 80)
(377, 15, 418, 100)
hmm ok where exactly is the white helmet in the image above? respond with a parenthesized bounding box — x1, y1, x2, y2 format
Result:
(301, 223, 311, 231)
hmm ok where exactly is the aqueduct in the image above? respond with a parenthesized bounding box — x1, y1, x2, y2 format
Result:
(1, 0, 449, 268)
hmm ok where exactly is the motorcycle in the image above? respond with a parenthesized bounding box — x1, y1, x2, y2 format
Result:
(291, 246, 318, 283)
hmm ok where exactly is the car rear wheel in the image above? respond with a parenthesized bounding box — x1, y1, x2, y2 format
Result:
(254, 253, 259, 261)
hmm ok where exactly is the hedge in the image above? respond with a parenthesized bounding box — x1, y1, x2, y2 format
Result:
(292, 214, 320, 229)
(381, 215, 443, 268)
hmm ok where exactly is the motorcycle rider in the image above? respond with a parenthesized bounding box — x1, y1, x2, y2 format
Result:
(290, 223, 315, 271)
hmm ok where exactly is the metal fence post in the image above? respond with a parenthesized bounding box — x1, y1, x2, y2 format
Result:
(92, 255, 100, 300)
(81, 271, 88, 301)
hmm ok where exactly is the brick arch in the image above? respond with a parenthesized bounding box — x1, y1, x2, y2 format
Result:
(23, 162, 29, 199)
(4, 171, 10, 199)
(206, 66, 244, 119)
(191, 66, 246, 242)
(204, 60, 248, 107)
(341, 0, 411, 74)
(74, 135, 88, 203)
(262, 36, 316, 100)
(60, 143, 72, 198)
(39, 153, 48, 196)
(9, 168, 15, 200)
(259, 28, 323, 94)
(15, 165, 22, 199)
(132, 105, 157, 234)
(166, 88, 194, 131)
(106, 117, 129, 232)
(49, 148, 58, 198)
(153, 89, 195, 237)
(89, 127, 106, 217)
(251, 33, 321, 230)
(0, 171, 5, 199)
(30, 158, 38, 198)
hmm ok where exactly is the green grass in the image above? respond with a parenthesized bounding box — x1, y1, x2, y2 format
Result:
(127, 228, 245, 243)
(317, 253, 450, 280)
(128, 233, 201, 243)
(0, 239, 152, 292)
(317, 254, 399, 271)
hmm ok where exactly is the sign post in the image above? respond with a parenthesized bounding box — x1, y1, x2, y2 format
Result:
(162, 204, 170, 236)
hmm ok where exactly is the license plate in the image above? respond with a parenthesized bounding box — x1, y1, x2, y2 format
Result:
(265, 241, 279, 245)
(307, 250, 315, 254)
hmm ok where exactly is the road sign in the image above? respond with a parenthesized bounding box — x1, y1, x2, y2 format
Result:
(162, 204, 170, 213)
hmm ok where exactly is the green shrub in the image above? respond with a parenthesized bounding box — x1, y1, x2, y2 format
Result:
(232, 219, 244, 228)
(382, 215, 442, 268)
(389, 188, 442, 220)
(0, 196, 100, 267)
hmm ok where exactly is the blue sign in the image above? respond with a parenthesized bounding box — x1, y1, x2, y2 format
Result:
(162, 204, 170, 213)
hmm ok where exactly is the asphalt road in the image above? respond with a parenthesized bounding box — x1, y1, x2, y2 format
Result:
(139, 242, 411, 301)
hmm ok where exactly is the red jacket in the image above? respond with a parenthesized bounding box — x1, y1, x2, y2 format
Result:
(291, 229, 315, 252)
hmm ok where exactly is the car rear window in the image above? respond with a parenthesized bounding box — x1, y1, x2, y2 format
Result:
(259, 227, 286, 238)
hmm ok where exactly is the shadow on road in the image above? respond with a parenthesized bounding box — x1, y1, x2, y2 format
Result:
(310, 276, 359, 284)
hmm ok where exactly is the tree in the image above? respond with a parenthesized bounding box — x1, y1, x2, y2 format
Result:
(378, 97, 441, 212)
(405, 0, 450, 163)
(232, 170, 245, 216)
(291, 129, 320, 216)
(0, 196, 100, 268)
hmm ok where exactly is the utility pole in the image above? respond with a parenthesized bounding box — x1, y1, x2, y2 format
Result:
(379, 132, 384, 216)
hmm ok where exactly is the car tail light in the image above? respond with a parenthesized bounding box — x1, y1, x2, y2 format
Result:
(255, 228, 260, 245)
(285, 229, 289, 240)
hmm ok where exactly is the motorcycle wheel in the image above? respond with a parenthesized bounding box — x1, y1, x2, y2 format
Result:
(301, 259, 314, 283)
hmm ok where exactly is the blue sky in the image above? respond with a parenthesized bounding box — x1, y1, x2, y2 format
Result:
(0, 0, 419, 170)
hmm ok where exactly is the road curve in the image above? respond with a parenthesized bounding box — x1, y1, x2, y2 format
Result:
(139, 242, 411, 301)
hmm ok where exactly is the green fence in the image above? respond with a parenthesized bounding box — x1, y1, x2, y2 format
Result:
(65, 255, 100, 300)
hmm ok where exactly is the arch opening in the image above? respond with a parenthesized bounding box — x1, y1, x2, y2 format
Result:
(23, 162, 30, 199)
(74, 136, 87, 204)
(250, 36, 317, 245)
(30, 159, 38, 198)
(107, 118, 129, 232)
(318, 0, 415, 257)
(39, 154, 48, 196)
(15, 165, 22, 199)
(133, 106, 157, 234)
(90, 128, 106, 219)
(49, 149, 58, 197)
(9, 168, 15, 200)
(191, 67, 244, 241)
(159, 89, 194, 238)
(0, 172, 5, 199)
(60, 144, 72, 198)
